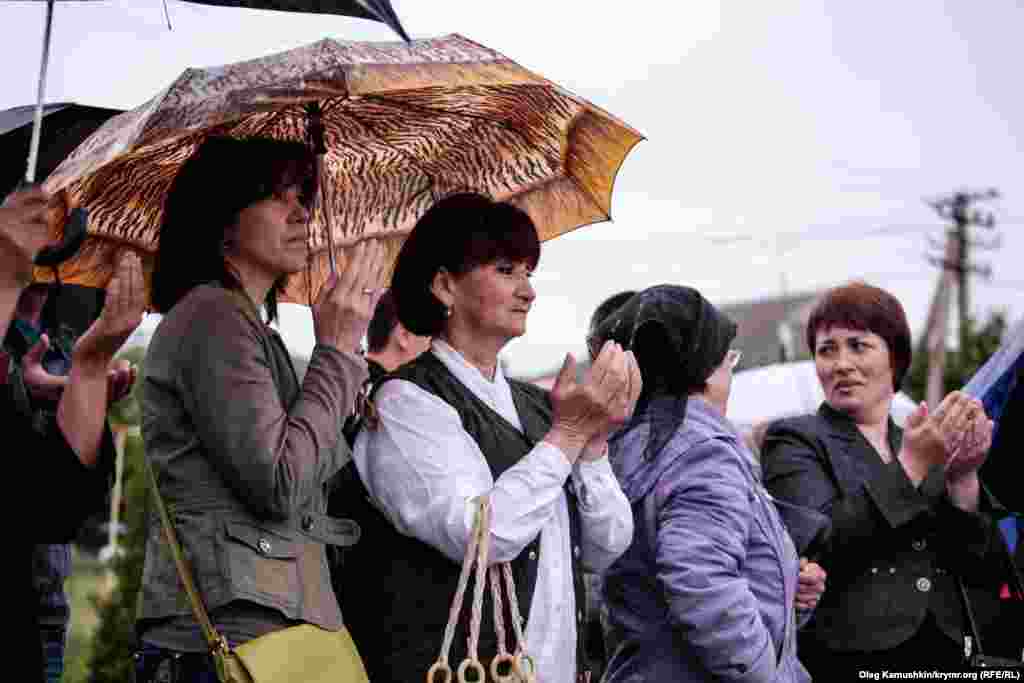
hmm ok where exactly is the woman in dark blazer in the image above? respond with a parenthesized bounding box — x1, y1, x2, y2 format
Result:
(761, 281, 1005, 676)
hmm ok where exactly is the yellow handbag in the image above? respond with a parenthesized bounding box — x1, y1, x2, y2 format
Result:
(145, 459, 369, 683)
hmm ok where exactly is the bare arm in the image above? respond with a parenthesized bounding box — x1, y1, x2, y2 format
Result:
(57, 252, 145, 466)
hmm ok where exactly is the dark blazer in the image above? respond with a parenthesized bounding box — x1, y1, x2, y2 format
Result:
(762, 403, 1005, 655)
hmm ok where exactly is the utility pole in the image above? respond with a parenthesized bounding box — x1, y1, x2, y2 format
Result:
(921, 237, 956, 408)
(927, 189, 1000, 355)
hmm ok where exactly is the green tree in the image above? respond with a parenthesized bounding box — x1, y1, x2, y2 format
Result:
(905, 312, 1008, 402)
(86, 430, 147, 683)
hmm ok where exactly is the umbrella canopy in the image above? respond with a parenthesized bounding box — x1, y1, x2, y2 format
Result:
(40, 34, 644, 305)
(0, 102, 122, 195)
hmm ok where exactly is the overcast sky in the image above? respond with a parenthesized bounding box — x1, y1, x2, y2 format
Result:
(2, 0, 1021, 376)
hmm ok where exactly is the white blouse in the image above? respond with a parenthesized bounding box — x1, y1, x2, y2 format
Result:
(352, 339, 633, 683)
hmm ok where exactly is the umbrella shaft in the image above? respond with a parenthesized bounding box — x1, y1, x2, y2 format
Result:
(26, 0, 56, 184)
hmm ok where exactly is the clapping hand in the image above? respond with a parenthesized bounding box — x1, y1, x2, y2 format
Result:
(546, 340, 641, 463)
(943, 402, 992, 491)
(73, 251, 146, 370)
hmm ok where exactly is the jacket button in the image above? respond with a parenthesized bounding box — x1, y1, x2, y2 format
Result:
(573, 545, 581, 559)
(870, 567, 878, 574)
(528, 550, 537, 561)
(301, 516, 314, 532)
(258, 538, 272, 554)
(916, 577, 932, 592)
(912, 539, 927, 551)
(889, 568, 896, 574)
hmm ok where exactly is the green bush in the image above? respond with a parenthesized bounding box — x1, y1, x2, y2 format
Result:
(905, 312, 1007, 401)
(86, 431, 147, 683)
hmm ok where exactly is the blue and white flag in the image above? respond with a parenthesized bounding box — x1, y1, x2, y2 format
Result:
(964, 315, 1024, 439)
(964, 316, 1024, 546)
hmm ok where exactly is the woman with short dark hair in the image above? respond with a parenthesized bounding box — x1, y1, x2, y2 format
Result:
(762, 281, 1004, 676)
(136, 136, 384, 682)
(347, 192, 639, 683)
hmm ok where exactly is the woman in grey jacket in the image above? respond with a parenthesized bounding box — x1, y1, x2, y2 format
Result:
(135, 137, 385, 682)
(597, 285, 825, 683)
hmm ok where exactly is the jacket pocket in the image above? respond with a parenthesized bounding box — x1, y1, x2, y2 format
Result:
(220, 520, 301, 610)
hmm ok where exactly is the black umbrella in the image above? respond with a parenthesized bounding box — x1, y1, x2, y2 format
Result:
(0, 102, 121, 196)
(1, 101, 121, 266)
(1, 102, 121, 335)
(183, 1, 411, 42)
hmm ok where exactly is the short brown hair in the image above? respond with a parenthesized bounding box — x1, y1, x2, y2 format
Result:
(805, 281, 912, 391)
(391, 193, 540, 337)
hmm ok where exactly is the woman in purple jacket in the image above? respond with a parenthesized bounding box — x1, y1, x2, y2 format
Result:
(597, 285, 824, 683)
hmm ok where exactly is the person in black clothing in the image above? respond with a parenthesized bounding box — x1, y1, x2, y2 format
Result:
(3, 184, 146, 683)
(761, 281, 1005, 675)
(6, 281, 136, 682)
(330, 289, 430, 594)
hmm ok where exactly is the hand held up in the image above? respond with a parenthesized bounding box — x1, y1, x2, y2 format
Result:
(73, 251, 146, 371)
(545, 341, 635, 464)
(0, 186, 54, 288)
(312, 240, 386, 353)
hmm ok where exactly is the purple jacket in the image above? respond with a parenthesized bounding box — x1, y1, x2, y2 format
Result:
(602, 396, 810, 683)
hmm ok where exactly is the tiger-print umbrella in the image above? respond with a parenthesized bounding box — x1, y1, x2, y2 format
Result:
(38, 34, 644, 306)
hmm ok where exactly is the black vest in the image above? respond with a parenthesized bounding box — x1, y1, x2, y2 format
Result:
(333, 352, 590, 682)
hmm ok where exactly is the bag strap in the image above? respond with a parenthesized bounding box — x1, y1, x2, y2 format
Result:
(426, 498, 537, 683)
(143, 457, 233, 658)
(957, 518, 1024, 662)
(956, 573, 985, 659)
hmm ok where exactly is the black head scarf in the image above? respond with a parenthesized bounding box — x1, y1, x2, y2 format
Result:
(594, 284, 738, 460)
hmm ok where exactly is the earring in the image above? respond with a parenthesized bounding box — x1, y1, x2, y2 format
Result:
(444, 306, 452, 318)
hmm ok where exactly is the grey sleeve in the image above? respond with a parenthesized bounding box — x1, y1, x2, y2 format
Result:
(176, 291, 368, 521)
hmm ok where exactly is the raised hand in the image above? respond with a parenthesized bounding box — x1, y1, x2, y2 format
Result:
(74, 251, 146, 369)
(944, 408, 993, 485)
(545, 340, 633, 463)
(312, 240, 387, 353)
(897, 398, 950, 485)
(0, 186, 54, 287)
(21, 334, 69, 402)
(581, 348, 643, 462)
(106, 358, 137, 405)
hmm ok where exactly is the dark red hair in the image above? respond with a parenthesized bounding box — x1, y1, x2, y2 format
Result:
(805, 281, 912, 391)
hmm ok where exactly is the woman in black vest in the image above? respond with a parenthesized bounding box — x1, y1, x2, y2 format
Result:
(345, 192, 640, 683)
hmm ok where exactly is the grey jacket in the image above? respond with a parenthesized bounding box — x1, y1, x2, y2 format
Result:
(137, 285, 367, 636)
(602, 397, 810, 683)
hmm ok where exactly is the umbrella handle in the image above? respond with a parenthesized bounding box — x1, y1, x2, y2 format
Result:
(35, 207, 88, 268)
(25, 0, 56, 185)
